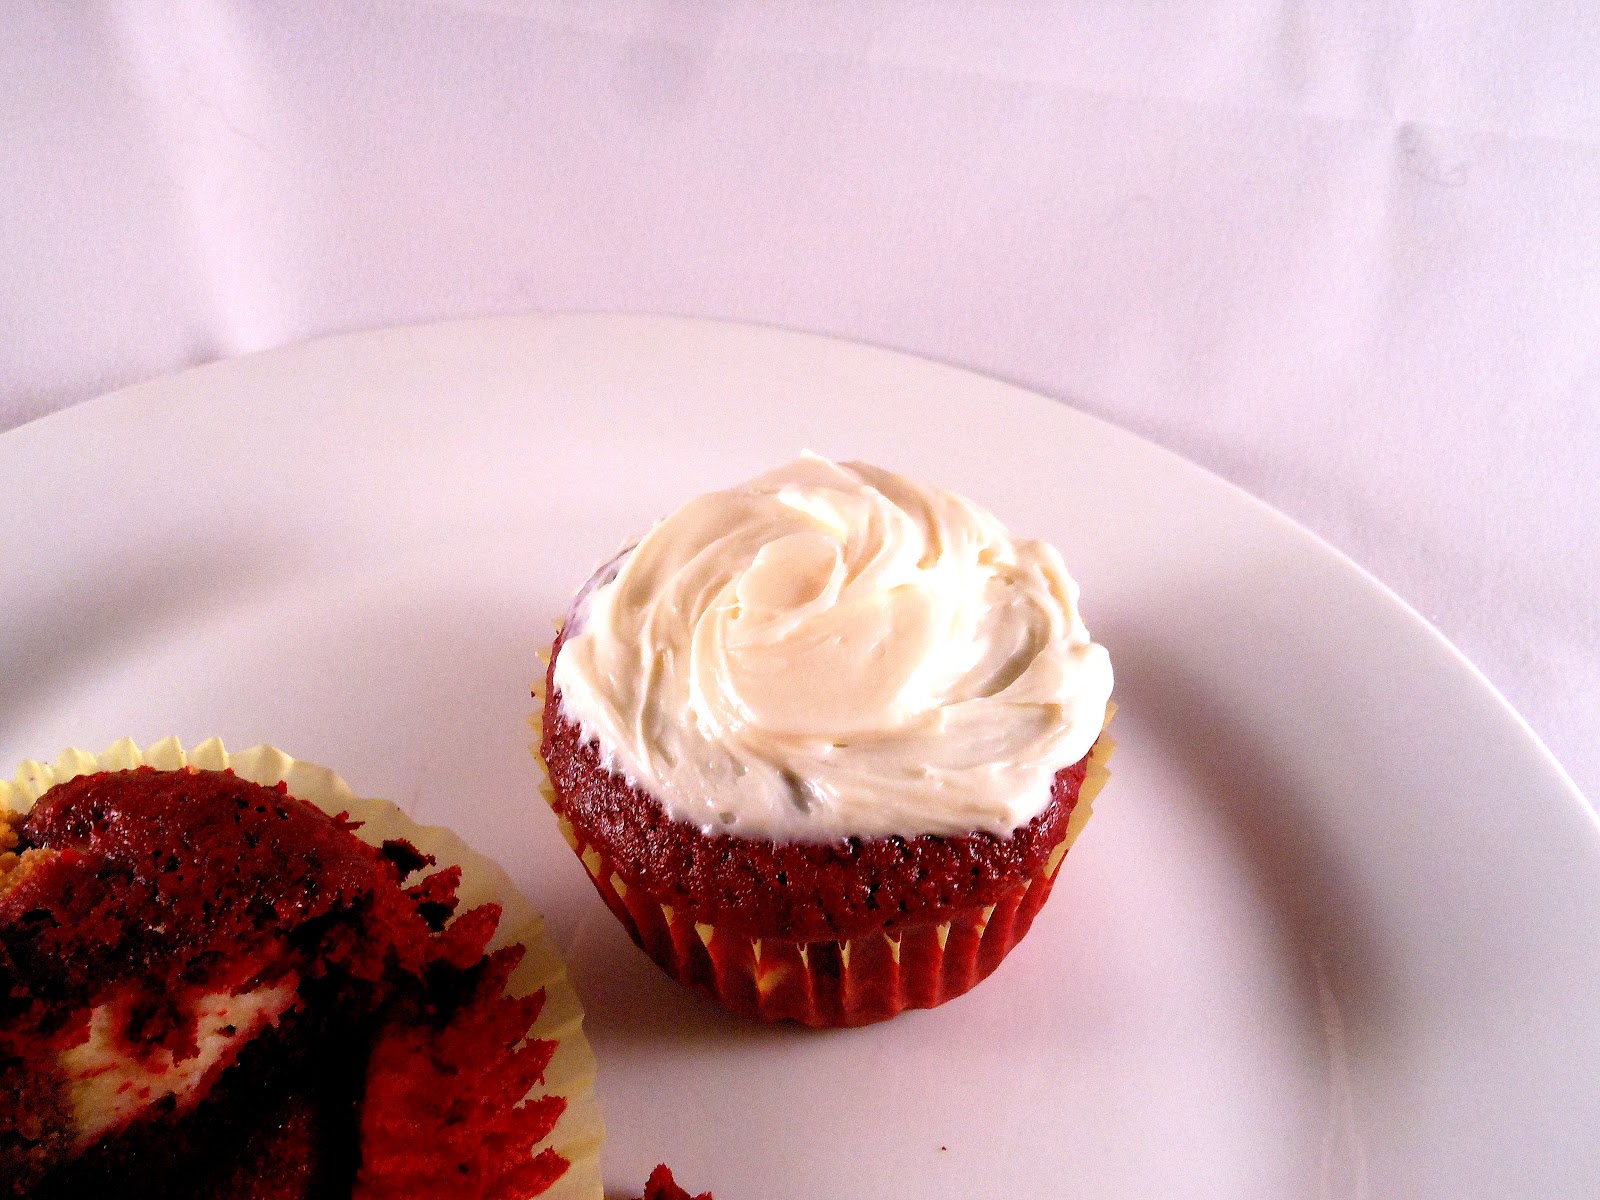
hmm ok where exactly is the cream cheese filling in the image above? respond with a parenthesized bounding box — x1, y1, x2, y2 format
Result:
(553, 454, 1113, 841)
(58, 974, 301, 1145)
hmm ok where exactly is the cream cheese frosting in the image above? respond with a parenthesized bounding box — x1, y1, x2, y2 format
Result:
(552, 454, 1113, 841)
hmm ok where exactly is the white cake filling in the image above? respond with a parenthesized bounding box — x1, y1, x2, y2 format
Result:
(58, 973, 301, 1145)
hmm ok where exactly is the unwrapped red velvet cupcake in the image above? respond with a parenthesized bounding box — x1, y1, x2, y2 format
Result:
(536, 455, 1114, 1027)
(0, 738, 602, 1200)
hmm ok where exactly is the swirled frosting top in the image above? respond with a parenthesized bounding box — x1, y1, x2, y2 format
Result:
(552, 455, 1113, 841)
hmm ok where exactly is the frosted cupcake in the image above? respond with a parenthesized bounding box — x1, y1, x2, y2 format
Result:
(536, 455, 1113, 1027)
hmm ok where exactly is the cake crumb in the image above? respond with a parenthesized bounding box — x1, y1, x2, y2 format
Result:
(638, 1163, 714, 1200)
(0, 811, 55, 899)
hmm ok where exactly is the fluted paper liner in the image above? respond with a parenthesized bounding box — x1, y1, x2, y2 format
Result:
(2, 736, 604, 1200)
(535, 653, 1115, 1026)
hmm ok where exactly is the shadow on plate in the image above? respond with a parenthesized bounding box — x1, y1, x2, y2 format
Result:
(563, 910, 856, 1050)
(0, 527, 300, 734)
(1100, 624, 1401, 1056)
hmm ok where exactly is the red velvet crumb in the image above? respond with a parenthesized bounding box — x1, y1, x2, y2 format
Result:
(640, 1164, 715, 1200)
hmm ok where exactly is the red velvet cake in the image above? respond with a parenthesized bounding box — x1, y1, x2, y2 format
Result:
(638, 1164, 714, 1200)
(536, 457, 1115, 1027)
(541, 635, 1109, 1026)
(0, 765, 568, 1198)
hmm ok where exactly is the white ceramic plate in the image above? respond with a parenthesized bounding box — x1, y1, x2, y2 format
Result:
(3, 315, 1596, 1199)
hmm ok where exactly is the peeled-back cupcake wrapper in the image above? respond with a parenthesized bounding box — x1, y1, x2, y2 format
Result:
(2, 736, 605, 1200)
(534, 658, 1115, 1027)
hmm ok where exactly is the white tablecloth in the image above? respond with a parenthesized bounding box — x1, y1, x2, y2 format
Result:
(4, 1, 1597, 802)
